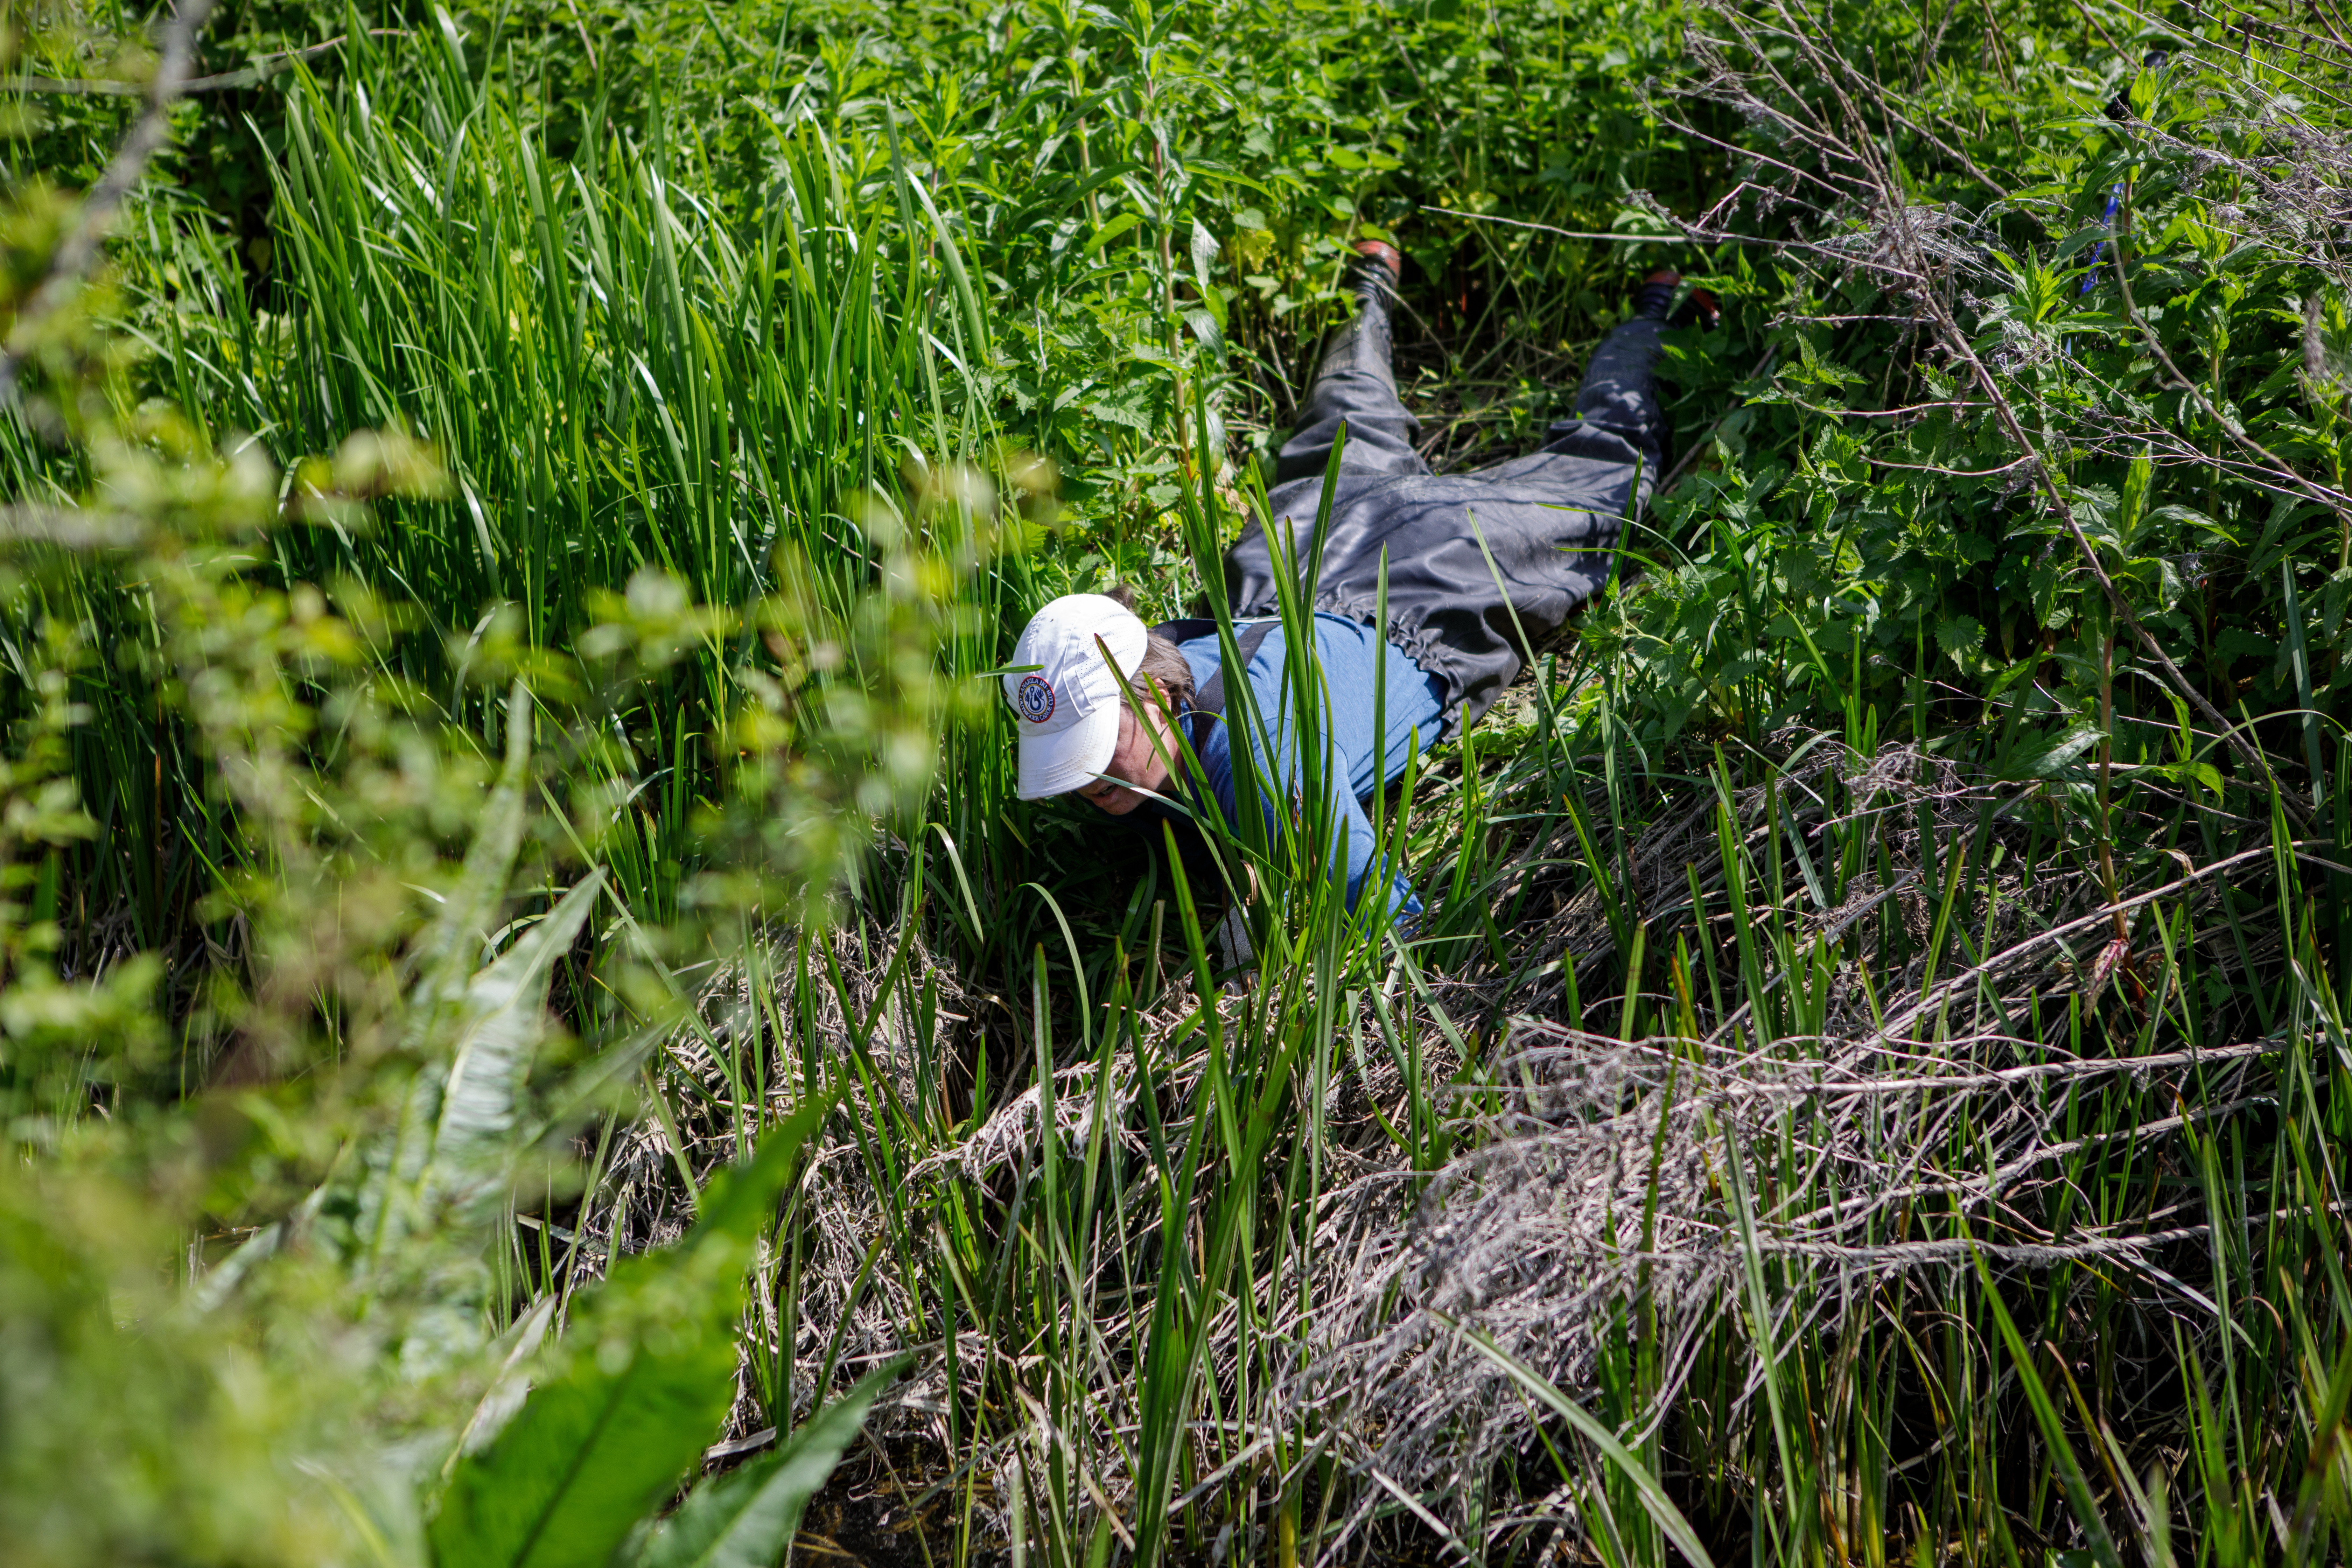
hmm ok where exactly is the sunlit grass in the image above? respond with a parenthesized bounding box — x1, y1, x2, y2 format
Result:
(4, 0, 2352, 1561)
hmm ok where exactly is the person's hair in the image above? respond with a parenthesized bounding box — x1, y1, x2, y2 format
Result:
(1102, 584, 1196, 710)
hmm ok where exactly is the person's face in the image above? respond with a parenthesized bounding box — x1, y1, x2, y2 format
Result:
(1072, 685, 1176, 816)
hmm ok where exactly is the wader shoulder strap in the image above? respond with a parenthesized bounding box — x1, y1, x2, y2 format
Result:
(1152, 619, 1280, 721)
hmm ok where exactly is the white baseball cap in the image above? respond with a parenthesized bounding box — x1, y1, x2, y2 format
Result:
(1004, 594, 1150, 800)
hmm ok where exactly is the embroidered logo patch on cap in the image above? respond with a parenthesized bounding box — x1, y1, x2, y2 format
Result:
(1016, 674, 1056, 723)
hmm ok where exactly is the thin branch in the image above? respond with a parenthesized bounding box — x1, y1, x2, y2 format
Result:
(1866, 454, 2034, 476)
(1417, 204, 1926, 280)
(1779, 396, 1987, 418)
(1873, 841, 2311, 1037)
(0, 0, 220, 404)
(0, 31, 403, 96)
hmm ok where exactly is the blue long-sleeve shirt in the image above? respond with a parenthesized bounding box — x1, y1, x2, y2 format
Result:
(1158, 614, 1445, 918)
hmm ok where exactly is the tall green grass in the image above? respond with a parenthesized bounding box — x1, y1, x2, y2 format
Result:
(7, 18, 1041, 953)
(7, 0, 2352, 1561)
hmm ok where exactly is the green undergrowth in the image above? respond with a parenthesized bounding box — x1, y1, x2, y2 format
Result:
(5, 0, 2352, 1562)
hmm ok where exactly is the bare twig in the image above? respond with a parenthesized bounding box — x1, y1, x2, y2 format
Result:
(1866, 453, 2035, 476)
(1418, 203, 1927, 280)
(1783, 397, 1984, 418)
(0, 0, 220, 404)
(1872, 840, 2303, 1037)
(0, 30, 404, 96)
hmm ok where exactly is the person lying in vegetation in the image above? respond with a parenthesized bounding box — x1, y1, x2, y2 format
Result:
(1003, 242, 1714, 918)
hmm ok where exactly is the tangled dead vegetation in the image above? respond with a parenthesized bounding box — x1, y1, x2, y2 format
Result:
(1493, 736, 2103, 1036)
(1297, 1024, 2283, 1512)
(570, 734, 2303, 1553)
(1287, 734, 2292, 1525)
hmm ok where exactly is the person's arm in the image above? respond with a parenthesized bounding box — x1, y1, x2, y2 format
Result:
(1223, 672, 1421, 922)
(1327, 766, 1421, 919)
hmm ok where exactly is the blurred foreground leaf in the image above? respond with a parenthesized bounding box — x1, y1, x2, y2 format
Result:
(430, 1101, 826, 1568)
(630, 1358, 906, 1568)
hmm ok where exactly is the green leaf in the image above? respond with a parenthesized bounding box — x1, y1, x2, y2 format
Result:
(1995, 724, 2103, 782)
(432, 1331, 738, 1568)
(429, 1101, 829, 1568)
(426, 872, 609, 1224)
(1083, 212, 1142, 256)
(1188, 217, 1218, 295)
(345, 694, 607, 1353)
(630, 1359, 905, 1568)
(1933, 613, 1985, 670)
(1968, 1243, 2124, 1568)
(1447, 1318, 1717, 1568)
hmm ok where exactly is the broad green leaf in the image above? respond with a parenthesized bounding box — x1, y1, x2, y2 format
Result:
(348, 685, 563, 1285)
(1082, 211, 1142, 255)
(1933, 612, 1985, 670)
(630, 1358, 906, 1568)
(429, 872, 608, 1224)
(430, 1101, 828, 1568)
(1188, 217, 1218, 294)
(1994, 723, 2103, 782)
(430, 1328, 736, 1568)
(348, 867, 608, 1372)
(447, 1297, 560, 1474)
